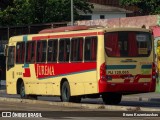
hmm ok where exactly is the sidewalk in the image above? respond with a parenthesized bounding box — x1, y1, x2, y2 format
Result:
(123, 92, 160, 103)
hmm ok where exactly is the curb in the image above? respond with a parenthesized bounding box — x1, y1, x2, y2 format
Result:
(0, 97, 160, 111)
(123, 96, 150, 102)
(123, 96, 160, 103)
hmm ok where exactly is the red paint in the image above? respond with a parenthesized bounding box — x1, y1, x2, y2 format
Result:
(150, 26, 160, 37)
(100, 63, 106, 81)
(98, 73, 153, 93)
(99, 82, 154, 93)
(99, 62, 107, 92)
(39, 26, 89, 34)
(98, 79, 107, 93)
(32, 36, 48, 40)
(34, 62, 96, 79)
(97, 32, 104, 35)
(150, 62, 156, 91)
(32, 32, 104, 40)
(23, 68, 31, 77)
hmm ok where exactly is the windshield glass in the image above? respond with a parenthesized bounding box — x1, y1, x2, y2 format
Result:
(104, 31, 152, 57)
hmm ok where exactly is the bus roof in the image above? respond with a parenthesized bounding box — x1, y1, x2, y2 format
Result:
(105, 27, 151, 32)
(8, 26, 151, 43)
(39, 25, 89, 34)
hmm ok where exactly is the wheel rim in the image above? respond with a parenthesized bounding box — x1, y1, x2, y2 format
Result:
(21, 84, 25, 98)
(63, 86, 68, 101)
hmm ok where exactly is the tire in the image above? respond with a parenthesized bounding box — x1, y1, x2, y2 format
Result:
(20, 82, 37, 99)
(61, 81, 82, 103)
(102, 93, 122, 105)
(20, 82, 28, 99)
(61, 81, 72, 102)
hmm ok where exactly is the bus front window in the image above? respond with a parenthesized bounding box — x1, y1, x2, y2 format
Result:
(7, 46, 15, 70)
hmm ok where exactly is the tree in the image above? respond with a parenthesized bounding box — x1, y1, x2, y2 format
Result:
(0, 0, 14, 10)
(120, 0, 160, 15)
(0, 0, 93, 26)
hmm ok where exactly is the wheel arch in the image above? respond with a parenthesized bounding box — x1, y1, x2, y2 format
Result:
(60, 78, 69, 94)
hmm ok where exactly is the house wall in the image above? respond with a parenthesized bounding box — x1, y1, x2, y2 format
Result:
(87, 0, 143, 17)
(81, 13, 126, 20)
(91, 13, 126, 20)
(77, 15, 159, 29)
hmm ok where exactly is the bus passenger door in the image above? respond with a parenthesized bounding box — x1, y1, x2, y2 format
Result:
(6, 46, 16, 94)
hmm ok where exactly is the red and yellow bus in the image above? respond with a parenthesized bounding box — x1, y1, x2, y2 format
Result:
(6, 26, 156, 104)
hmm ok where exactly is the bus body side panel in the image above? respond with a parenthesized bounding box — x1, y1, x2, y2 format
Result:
(97, 34, 106, 93)
(21, 63, 97, 96)
(7, 75, 17, 94)
(29, 62, 97, 96)
(66, 70, 97, 96)
(7, 31, 102, 96)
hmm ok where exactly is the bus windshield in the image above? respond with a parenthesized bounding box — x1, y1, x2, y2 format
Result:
(104, 31, 152, 57)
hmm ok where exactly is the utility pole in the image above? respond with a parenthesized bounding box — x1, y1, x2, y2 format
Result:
(71, 0, 74, 26)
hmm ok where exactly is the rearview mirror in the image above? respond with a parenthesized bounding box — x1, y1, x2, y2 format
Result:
(4, 44, 8, 56)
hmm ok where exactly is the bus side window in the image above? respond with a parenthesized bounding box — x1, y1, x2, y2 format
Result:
(84, 37, 97, 61)
(59, 38, 70, 62)
(71, 37, 83, 62)
(36, 40, 47, 63)
(26, 41, 36, 63)
(7, 46, 15, 70)
(16, 42, 25, 63)
(47, 39, 58, 62)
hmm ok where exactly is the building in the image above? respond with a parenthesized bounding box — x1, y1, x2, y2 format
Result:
(87, 0, 142, 17)
(87, 0, 119, 6)
(79, 3, 132, 20)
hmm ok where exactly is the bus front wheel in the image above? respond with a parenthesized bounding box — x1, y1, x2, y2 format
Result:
(20, 82, 28, 99)
(102, 93, 122, 105)
(20, 82, 37, 99)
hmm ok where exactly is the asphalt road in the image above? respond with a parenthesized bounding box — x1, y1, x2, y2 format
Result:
(1, 88, 160, 110)
(0, 85, 160, 119)
(0, 100, 160, 120)
(0, 117, 159, 120)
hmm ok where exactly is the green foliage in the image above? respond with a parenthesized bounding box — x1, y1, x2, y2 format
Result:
(0, 0, 14, 10)
(120, 0, 160, 15)
(0, 0, 93, 26)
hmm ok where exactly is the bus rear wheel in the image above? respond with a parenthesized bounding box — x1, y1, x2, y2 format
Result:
(61, 81, 72, 102)
(61, 81, 81, 103)
(102, 93, 122, 105)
